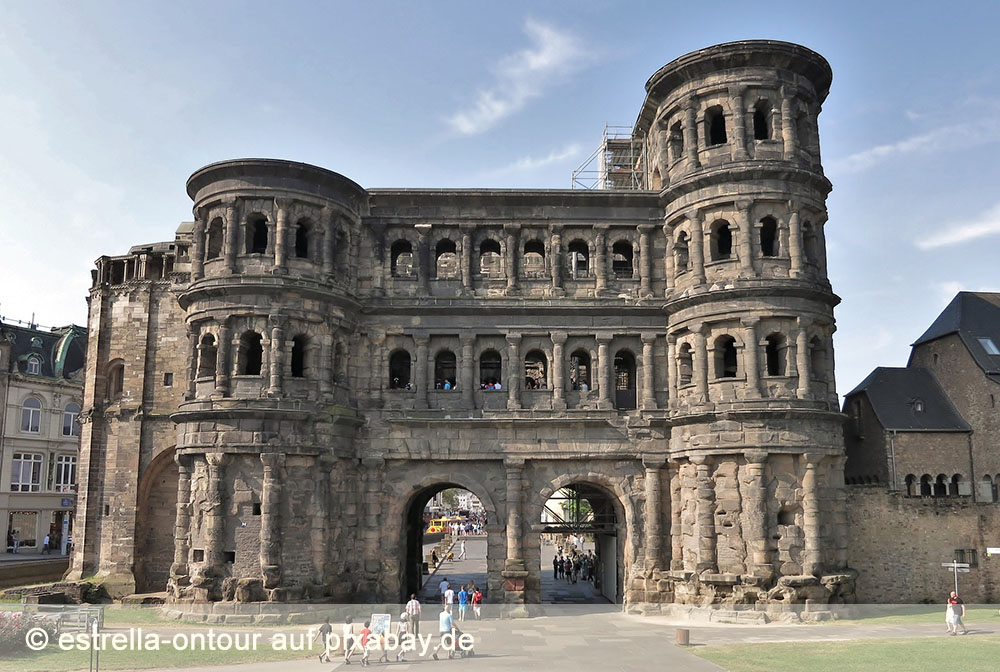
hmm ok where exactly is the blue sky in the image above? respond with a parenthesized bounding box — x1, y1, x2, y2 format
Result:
(1, 1, 998, 396)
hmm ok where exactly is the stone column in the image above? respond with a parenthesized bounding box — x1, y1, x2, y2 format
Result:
(596, 334, 612, 409)
(669, 463, 683, 570)
(640, 332, 657, 410)
(693, 324, 709, 404)
(185, 326, 198, 400)
(214, 321, 230, 396)
(823, 327, 838, 403)
(643, 456, 666, 569)
(829, 455, 850, 570)
(460, 335, 475, 408)
(801, 453, 822, 576)
(224, 200, 238, 273)
(692, 455, 717, 573)
(504, 458, 525, 567)
(816, 215, 830, 278)
(504, 224, 519, 293)
(781, 88, 798, 160)
(743, 451, 772, 575)
(168, 453, 192, 587)
(416, 224, 431, 295)
(460, 228, 473, 293)
(735, 199, 755, 276)
(683, 103, 700, 168)
(638, 224, 653, 297)
(666, 334, 677, 408)
(274, 201, 288, 272)
(788, 207, 804, 278)
(549, 226, 563, 293)
(795, 321, 811, 399)
(742, 318, 761, 398)
(688, 211, 706, 284)
(551, 331, 567, 410)
(322, 209, 336, 277)
(414, 335, 429, 409)
(260, 453, 285, 590)
(506, 333, 521, 410)
(370, 332, 385, 406)
(267, 322, 284, 397)
(730, 87, 749, 160)
(203, 452, 228, 583)
(191, 213, 205, 280)
(594, 229, 608, 293)
(662, 223, 674, 296)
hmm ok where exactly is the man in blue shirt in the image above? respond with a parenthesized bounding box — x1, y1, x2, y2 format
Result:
(431, 606, 455, 660)
(457, 585, 469, 621)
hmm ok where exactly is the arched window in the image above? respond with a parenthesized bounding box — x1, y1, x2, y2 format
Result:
(802, 221, 820, 265)
(21, 398, 41, 433)
(247, 215, 268, 254)
(981, 475, 998, 502)
(334, 341, 348, 385)
(569, 350, 591, 390)
(434, 350, 457, 389)
(753, 101, 772, 140)
(238, 332, 263, 375)
(714, 335, 738, 378)
(764, 333, 786, 376)
(674, 232, 689, 273)
(524, 350, 547, 389)
(523, 239, 545, 276)
(710, 220, 733, 261)
(479, 349, 502, 388)
(197, 334, 217, 378)
(614, 350, 637, 410)
(435, 239, 458, 278)
(706, 106, 727, 145)
(678, 344, 693, 386)
(63, 402, 81, 437)
(568, 240, 589, 278)
(949, 474, 963, 497)
(290, 335, 307, 378)
(810, 336, 826, 381)
(389, 350, 412, 389)
(904, 474, 917, 497)
(934, 474, 948, 497)
(479, 239, 502, 277)
(612, 241, 634, 279)
(107, 361, 125, 401)
(920, 474, 933, 496)
(796, 110, 810, 149)
(668, 120, 684, 162)
(391, 240, 414, 278)
(26, 356, 41, 375)
(759, 217, 779, 257)
(294, 220, 311, 259)
(206, 218, 224, 260)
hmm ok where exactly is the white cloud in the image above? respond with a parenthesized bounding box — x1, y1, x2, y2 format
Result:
(832, 120, 1000, 173)
(447, 20, 588, 135)
(916, 201, 1000, 249)
(491, 143, 582, 175)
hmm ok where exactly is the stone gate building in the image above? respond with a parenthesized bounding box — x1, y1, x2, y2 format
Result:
(68, 40, 856, 608)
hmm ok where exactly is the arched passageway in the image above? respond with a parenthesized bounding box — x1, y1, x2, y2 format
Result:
(134, 448, 179, 593)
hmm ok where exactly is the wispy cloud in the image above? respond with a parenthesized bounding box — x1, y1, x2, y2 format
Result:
(916, 201, 1000, 249)
(833, 120, 1000, 173)
(447, 20, 588, 135)
(490, 143, 582, 175)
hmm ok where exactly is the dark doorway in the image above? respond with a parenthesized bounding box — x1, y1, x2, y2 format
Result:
(614, 351, 636, 410)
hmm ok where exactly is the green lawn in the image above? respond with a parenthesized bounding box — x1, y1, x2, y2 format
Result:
(827, 605, 1000, 626)
(693, 635, 1000, 672)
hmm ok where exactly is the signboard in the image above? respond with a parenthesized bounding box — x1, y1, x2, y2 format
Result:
(61, 498, 72, 508)
(986, 547, 1000, 556)
(370, 613, 391, 635)
(941, 562, 970, 568)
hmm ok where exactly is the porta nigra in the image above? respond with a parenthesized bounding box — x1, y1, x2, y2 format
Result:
(68, 40, 857, 610)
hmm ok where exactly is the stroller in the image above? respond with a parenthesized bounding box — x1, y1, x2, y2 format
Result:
(452, 624, 475, 658)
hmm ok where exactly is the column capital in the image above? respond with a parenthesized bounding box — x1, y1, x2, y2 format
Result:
(205, 452, 229, 468)
(735, 198, 753, 212)
(548, 222, 564, 234)
(223, 196, 238, 209)
(261, 452, 285, 470)
(504, 457, 525, 470)
(595, 333, 614, 345)
(459, 333, 477, 347)
(505, 332, 522, 346)
(503, 222, 521, 233)
(744, 450, 768, 464)
(642, 454, 668, 470)
(459, 222, 477, 233)
(796, 316, 812, 330)
(369, 330, 387, 346)
(690, 454, 711, 467)
(740, 317, 760, 329)
(637, 223, 655, 234)
(414, 223, 432, 237)
(690, 322, 710, 336)
(413, 333, 430, 346)
(641, 332, 659, 344)
(666, 332, 678, 345)
(173, 452, 193, 470)
(550, 331, 568, 345)
(802, 452, 824, 467)
(686, 208, 703, 224)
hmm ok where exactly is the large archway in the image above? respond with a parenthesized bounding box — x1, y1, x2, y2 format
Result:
(134, 448, 179, 593)
(535, 480, 629, 604)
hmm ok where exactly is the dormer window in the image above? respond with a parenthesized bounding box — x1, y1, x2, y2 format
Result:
(26, 357, 41, 375)
(31, 337, 43, 348)
(977, 337, 1000, 356)
(911, 398, 924, 413)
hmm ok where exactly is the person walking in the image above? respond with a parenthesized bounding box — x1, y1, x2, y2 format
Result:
(11, 530, 20, 554)
(472, 587, 483, 620)
(431, 606, 456, 660)
(444, 584, 455, 609)
(395, 613, 410, 662)
(405, 593, 422, 637)
(439, 576, 450, 605)
(42, 534, 51, 554)
(553, 554, 560, 579)
(458, 539, 467, 560)
(946, 590, 969, 635)
(457, 584, 469, 621)
(313, 618, 334, 663)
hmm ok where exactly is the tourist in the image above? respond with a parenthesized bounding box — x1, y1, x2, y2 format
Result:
(946, 590, 968, 635)
(405, 593, 422, 637)
(343, 616, 358, 663)
(395, 613, 410, 661)
(459, 539, 467, 560)
(457, 584, 469, 621)
(11, 530, 19, 554)
(314, 617, 334, 663)
(42, 534, 51, 554)
(358, 620, 372, 666)
(553, 554, 560, 579)
(439, 576, 450, 605)
(472, 586, 483, 620)
(444, 584, 455, 609)
(431, 606, 455, 660)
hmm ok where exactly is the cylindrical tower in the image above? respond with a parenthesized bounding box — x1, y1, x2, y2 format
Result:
(637, 42, 854, 605)
(168, 159, 367, 602)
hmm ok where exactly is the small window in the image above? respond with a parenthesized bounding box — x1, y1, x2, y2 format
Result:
(192, 549, 205, 563)
(206, 218, 224, 260)
(107, 361, 125, 400)
(753, 101, 772, 140)
(26, 357, 41, 375)
(11, 452, 43, 492)
(104, 504, 110, 516)
(955, 548, 978, 568)
(54, 455, 77, 492)
(238, 332, 264, 376)
(678, 344, 693, 386)
(391, 240, 415, 278)
(479, 239, 502, 277)
(197, 334, 217, 378)
(224, 551, 236, 564)
(668, 120, 684, 162)
(759, 217, 779, 257)
(435, 239, 459, 279)
(912, 398, 924, 413)
(294, 220, 311, 259)
(570, 350, 591, 390)
(978, 338, 1000, 355)
(522, 240, 545, 275)
(247, 216, 268, 254)
(434, 350, 457, 390)
(163, 372, 174, 387)
(524, 350, 547, 389)
(674, 232, 690, 273)
(389, 350, 412, 389)
(764, 334, 786, 376)
(479, 349, 502, 388)
(612, 241, 634, 279)
(252, 503, 262, 516)
(291, 335, 307, 378)
(21, 398, 42, 433)
(706, 106, 727, 145)
(710, 221, 733, 261)
(715, 335, 738, 378)
(802, 221, 820, 264)
(567, 240, 589, 278)
(62, 403, 81, 437)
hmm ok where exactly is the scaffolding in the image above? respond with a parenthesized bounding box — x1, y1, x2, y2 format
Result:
(571, 125, 646, 190)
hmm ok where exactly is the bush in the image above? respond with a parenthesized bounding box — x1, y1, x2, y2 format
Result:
(0, 611, 58, 655)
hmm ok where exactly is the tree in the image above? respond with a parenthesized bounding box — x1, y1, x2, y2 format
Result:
(441, 488, 459, 509)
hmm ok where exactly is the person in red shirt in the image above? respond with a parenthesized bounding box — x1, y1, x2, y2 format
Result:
(358, 621, 372, 666)
(472, 588, 483, 620)
(946, 591, 968, 635)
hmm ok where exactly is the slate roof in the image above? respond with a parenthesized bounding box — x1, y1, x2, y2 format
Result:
(911, 291, 1000, 382)
(1, 321, 87, 381)
(844, 367, 971, 432)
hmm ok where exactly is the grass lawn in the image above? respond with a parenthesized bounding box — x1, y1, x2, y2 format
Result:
(692, 635, 1000, 672)
(826, 605, 1000, 626)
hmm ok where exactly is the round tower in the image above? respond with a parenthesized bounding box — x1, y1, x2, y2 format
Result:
(168, 159, 367, 602)
(637, 42, 854, 605)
